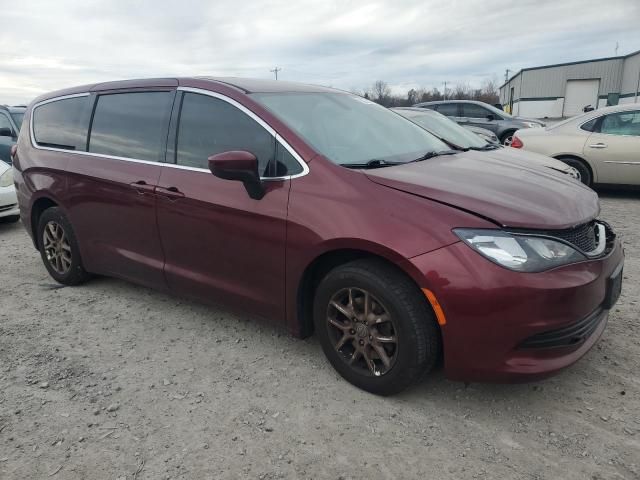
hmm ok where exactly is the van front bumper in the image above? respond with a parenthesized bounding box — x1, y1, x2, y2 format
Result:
(409, 237, 624, 383)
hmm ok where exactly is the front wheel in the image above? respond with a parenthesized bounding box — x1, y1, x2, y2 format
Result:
(500, 131, 516, 146)
(37, 207, 91, 285)
(313, 259, 441, 395)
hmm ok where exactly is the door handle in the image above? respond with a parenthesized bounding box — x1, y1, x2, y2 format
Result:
(129, 180, 156, 194)
(589, 143, 607, 149)
(156, 186, 185, 200)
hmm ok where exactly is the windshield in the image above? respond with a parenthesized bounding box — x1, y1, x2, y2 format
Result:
(10, 112, 24, 129)
(395, 109, 488, 149)
(251, 93, 449, 165)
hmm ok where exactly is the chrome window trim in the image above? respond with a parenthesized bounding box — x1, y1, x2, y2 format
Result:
(28, 89, 310, 181)
(177, 87, 309, 180)
(604, 161, 640, 165)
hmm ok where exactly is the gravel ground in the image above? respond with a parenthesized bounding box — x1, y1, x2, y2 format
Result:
(0, 192, 639, 480)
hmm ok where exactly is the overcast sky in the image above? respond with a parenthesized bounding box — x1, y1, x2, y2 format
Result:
(1, 0, 639, 104)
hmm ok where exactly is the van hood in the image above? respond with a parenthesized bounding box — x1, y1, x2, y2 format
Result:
(365, 150, 599, 230)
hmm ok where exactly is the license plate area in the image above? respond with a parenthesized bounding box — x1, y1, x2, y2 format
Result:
(603, 263, 623, 309)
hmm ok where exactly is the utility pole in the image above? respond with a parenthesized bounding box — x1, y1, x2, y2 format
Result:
(270, 67, 281, 80)
(504, 69, 511, 83)
(442, 81, 447, 100)
(615, 41, 619, 56)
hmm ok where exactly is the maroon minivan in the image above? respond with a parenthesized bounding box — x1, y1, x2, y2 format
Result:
(14, 77, 624, 395)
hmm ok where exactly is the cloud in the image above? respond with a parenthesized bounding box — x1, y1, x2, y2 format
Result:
(1, 0, 639, 104)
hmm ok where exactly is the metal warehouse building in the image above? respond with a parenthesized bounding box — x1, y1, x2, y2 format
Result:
(499, 49, 640, 119)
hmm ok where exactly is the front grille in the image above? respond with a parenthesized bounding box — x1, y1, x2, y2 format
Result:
(526, 221, 616, 256)
(518, 308, 606, 349)
(552, 221, 598, 252)
(0, 203, 17, 212)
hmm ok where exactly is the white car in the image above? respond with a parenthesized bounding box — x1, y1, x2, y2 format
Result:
(0, 161, 19, 223)
(512, 104, 640, 186)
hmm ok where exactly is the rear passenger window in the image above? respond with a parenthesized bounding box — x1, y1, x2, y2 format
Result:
(435, 103, 458, 117)
(33, 96, 91, 150)
(89, 92, 173, 162)
(176, 92, 276, 175)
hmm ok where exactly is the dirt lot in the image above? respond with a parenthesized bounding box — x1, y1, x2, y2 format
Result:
(0, 192, 639, 480)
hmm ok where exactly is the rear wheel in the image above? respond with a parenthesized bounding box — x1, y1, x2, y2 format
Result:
(557, 157, 592, 186)
(313, 259, 441, 395)
(37, 207, 91, 285)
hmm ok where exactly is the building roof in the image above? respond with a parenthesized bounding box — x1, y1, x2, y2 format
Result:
(500, 48, 640, 89)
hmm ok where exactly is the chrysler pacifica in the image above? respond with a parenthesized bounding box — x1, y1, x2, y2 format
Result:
(14, 78, 624, 395)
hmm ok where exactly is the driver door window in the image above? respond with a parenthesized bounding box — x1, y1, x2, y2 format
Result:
(461, 104, 491, 120)
(176, 92, 275, 175)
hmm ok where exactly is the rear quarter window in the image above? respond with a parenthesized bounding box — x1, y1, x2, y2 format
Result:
(32, 96, 92, 150)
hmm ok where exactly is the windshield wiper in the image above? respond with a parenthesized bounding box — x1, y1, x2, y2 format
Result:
(409, 149, 460, 163)
(339, 159, 403, 169)
(468, 144, 500, 151)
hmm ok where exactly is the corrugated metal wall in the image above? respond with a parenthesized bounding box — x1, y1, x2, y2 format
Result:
(520, 59, 623, 97)
(500, 58, 625, 101)
(621, 52, 640, 96)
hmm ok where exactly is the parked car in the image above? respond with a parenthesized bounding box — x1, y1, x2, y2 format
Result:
(392, 107, 580, 179)
(0, 105, 25, 164)
(413, 100, 545, 146)
(14, 78, 623, 395)
(0, 160, 19, 223)
(512, 104, 640, 186)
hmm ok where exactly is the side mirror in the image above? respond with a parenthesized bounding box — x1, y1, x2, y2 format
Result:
(486, 114, 496, 121)
(0, 127, 14, 137)
(208, 150, 265, 200)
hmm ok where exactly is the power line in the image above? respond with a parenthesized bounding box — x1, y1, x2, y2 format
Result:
(270, 67, 282, 80)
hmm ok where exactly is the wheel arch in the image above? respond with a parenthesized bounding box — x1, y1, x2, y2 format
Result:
(293, 245, 434, 339)
(552, 154, 596, 183)
(29, 196, 59, 248)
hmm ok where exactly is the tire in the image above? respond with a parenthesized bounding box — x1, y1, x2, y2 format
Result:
(500, 130, 516, 146)
(37, 207, 91, 285)
(0, 215, 20, 224)
(556, 157, 592, 186)
(313, 259, 441, 395)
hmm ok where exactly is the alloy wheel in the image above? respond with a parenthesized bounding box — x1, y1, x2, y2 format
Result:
(43, 220, 72, 275)
(326, 287, 398, 377)
(502, 135, 514, 146)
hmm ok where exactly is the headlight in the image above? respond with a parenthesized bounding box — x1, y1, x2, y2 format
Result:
(522, 122, 542, 128)
(0, 167, 13, 187)
(454, 229, 586, 272)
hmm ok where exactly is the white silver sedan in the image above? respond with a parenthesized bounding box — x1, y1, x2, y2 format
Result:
(0, 161, 19, 223)
(512, 104, 640, 186)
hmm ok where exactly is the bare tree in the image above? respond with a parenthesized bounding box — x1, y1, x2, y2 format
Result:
(371, 80, 392, 106)
(365, 76, 499, 107)
(479, 77, 499, 104)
